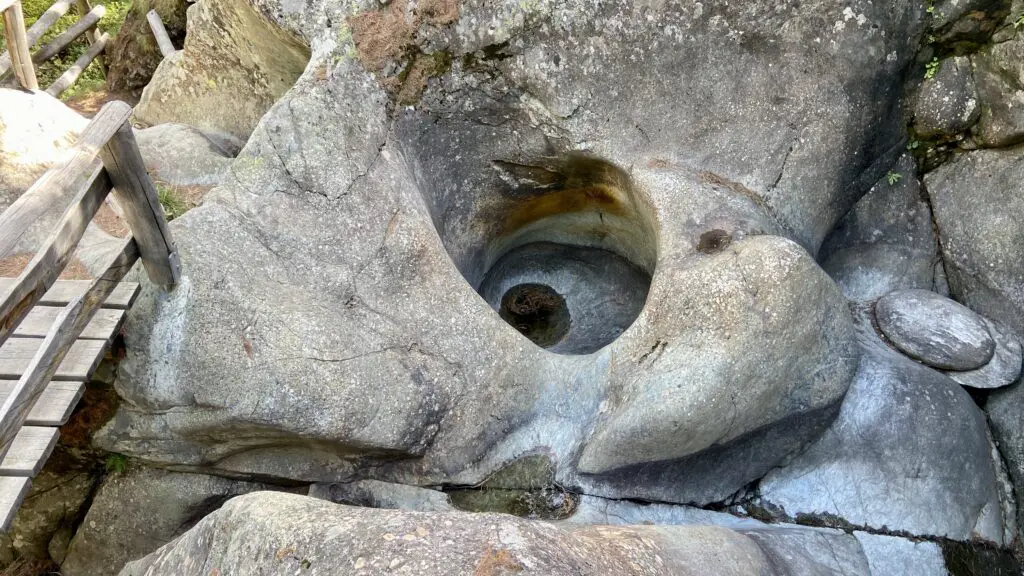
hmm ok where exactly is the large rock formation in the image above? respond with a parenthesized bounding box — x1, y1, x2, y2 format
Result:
(95, 0, 942, 507)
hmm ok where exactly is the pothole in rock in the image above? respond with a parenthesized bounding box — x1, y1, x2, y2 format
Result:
(417, 153, 657, 355)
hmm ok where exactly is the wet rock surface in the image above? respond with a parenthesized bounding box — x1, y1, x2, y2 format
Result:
(875, 289, 996, 370)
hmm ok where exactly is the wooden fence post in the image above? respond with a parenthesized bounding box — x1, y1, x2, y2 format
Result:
(145, 9, 174, 58)
(2, 1, 38, 90)
(100, 111, 180, 286)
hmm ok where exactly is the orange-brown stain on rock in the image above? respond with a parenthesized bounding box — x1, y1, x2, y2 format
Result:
(474, 546, 524, 575)
(499, 184, 628, 236)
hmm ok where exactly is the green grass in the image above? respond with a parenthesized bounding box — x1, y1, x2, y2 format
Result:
(104, 452, 127, 473)
(0, 0, 130, 96)
(156, 181, 187, 220)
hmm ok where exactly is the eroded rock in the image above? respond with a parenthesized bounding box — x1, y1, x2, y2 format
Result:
(946, 318, 1023, 389)
(972, 30, 1024, 147)
(875, 289, 995, 370)
(914, 56, 980, 139)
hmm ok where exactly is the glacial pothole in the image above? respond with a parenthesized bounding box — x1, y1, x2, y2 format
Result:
(418, 153, 656, 355)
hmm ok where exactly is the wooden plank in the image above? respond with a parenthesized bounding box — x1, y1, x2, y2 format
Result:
(146, 9, 174, 58)
(0, 101, 131, 259)
(0, 238, 137, 463)
(0, 476, 30, 531)
(45, 31, 108, 97)
(15, 307, 124, 340)
(0, 0, 17, 14)
(30, 4, 104, 64)
(0, 163, 111, 347)
(73, 0, 104, 73)
(0, 279, 139, 310)
(0, 0, 70, 75)
(103, 124, 180, 286)
(3, 1, 39, 90)
(0, 426, 58, 476)
(0, 380, 84, 426)
(0, 338, 106, 381)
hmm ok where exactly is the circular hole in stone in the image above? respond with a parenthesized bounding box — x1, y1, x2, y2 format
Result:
(499, 283, 571, 348)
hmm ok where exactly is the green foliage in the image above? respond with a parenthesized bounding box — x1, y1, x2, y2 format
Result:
(104, 453, 127, 473)
(924, 57, 941, 80)
(907, 139, 921, 150)
(156, 181, 187, 221)
(1014, 14, 1024, 29)
(0, 0, 130, 96)
(887, 171, 902, 185)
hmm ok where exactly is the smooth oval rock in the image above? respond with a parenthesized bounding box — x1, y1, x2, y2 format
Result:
(875, 289, 995, 370)
(945, 319, 1023, 390)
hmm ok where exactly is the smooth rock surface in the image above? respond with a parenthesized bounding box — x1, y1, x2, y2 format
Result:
(759, 306, 1014, 545)
(134, 0, 311, 145)
(819, 154, 937, 301)
(914, 56, 980, 138)
(946, 318, 1023, 389)
(875, 289, 995, 370)
(61, 466, 280, 576)
(986, 380, 1024, 534)
(135, 123, 234, 187)
(119, 492, 878, 576)
(309, 480, 455, 513)
(972, 30, 1024, 147)
(925, 145, 1024, 337)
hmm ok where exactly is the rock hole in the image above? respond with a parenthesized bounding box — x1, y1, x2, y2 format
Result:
(499, 283, 571, 348)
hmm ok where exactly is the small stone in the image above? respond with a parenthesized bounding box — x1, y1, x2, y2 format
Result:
(914, 56, 980, 139)
(875, 289, 995, 370)
(946, 319, 1023, 390)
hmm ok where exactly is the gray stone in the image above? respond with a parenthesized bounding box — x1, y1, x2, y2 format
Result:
(759, 306, 1013, 545)
(120, 492, 878, 576)
(914, 56, 980, 138)
(930, 0, 1013, 45)
(875, 289, 995, 370)
(61, 466, 280, 576)
(946, 318, 1023, 389)
(135, 124, 234, 187)
(972, 31, 1024, 147)
(924, 145, 1024, 337)
(819, 154, 938, 301)
(853, 532, 948, 576)
(134, 0, 311, 145)
(0, 467, 94, 565)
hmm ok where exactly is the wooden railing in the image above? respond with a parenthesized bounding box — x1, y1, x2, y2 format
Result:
(1, 0, 107, 95)
(0, 100, 178, 465)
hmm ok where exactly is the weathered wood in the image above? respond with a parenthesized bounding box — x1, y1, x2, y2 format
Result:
(0, 0, 16, 14)
(15, 306, 124, 340)
(103, 125, 180, 286)
(31, 3, 104, 65)
(0, 163, 111, 347)
(146, 9, 175, 58)
(0, 426, 58, 476)
(0, 338, 105, 381)
(73, 0, 104, 73)
(0, 380, 84, 426)
(0, 280, 139, 310)
(3, 1, 38, 89)
(45, 31, 108, 97)
(0, 238, 137, 463)
(0, 476, 30, 531)
(0, 0, 71, 75)
(0, 102, 132, 259)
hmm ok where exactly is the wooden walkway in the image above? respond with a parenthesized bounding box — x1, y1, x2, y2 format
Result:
(0, 101, 178, 530)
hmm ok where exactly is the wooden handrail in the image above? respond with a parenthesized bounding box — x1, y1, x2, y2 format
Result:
(0, 99, 179, 463)
(45, 31, 108, 96)
(0, 0, 70, 75)
(31, 3, 104, 64)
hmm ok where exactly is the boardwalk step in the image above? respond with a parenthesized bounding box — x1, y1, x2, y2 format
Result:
(0, 380, 85, 426)
(0, 338, 106, 381)
(14, 306, 125, 340)
(0, 426, 59, 476)
(0, 477, 30, 531)
(0, 278, 139, 309)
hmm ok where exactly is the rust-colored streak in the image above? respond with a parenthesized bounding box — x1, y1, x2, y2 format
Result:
(499, 185, 627, 236)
